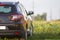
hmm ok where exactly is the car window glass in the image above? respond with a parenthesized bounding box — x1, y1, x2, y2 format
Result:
(0, 5, 17, 13)
(19, 4, 27, 20)
(19, 4, 27, 15)
(17, 5, 22, 13)
(0, 6, 11, 13)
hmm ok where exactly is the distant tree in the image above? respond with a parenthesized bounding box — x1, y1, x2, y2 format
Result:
(41, 12, 47, 21)
(34, 14, 41, 21)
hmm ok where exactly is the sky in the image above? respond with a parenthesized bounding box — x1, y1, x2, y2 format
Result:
(20, 0, 60, 21)
(0, 0, 60, 21)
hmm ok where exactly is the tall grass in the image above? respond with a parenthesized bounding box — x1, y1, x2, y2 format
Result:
(33, 21, 60, 34)
(28, 20, 60, 40)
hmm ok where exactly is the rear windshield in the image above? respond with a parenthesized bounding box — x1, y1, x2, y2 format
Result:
(0, 5, 17, 13)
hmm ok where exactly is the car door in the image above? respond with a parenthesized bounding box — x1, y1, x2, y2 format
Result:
(18, 4, 32, 31)
(18, 4, 28, 30)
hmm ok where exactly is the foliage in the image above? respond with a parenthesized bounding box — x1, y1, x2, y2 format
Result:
(41, 13, 47, 21)
(34, 13, 47, 21)
(34, 14, 42, 21)
(28, 20, 60, 40)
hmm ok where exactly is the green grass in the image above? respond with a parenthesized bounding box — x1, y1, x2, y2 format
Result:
(28, 20, 60, 40)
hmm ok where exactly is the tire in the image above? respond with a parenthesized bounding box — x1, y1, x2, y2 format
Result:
(16, 31, 27, 40)
(17, 38, 25, 40)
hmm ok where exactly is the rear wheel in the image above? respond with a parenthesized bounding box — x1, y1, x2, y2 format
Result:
(18, 27, 28, 40)
(17, 38, 25, 40)
(18, 24, 28, 40)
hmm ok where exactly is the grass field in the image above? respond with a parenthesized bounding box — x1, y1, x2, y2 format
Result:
(0, 20, 60, 40)
(28, 20, 60, 40)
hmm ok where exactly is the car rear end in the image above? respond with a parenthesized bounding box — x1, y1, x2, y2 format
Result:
(0, 2, 25, 38)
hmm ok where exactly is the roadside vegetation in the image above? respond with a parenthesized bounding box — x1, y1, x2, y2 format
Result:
(28, 20, 60, 40)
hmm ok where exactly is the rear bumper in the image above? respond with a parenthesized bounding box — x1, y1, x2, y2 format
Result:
(0, 30, 25, 37)
(0, 23, 14, 26)
(0, 22, 22, 26)
(0, 23, 25, 37)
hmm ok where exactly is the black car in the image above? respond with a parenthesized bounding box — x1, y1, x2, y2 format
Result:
(0, 2, 34, 40)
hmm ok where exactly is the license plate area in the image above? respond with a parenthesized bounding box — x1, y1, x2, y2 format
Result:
(0, 26, 6, 30)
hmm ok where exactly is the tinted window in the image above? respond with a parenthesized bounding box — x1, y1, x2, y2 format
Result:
(0, 5, 17, 13)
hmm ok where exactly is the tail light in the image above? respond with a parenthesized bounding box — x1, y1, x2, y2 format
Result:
(9, 14, 23, 21)
(14, 31, 20, 35)
(0, 4, 5, 6)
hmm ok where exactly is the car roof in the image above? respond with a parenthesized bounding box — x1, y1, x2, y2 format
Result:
(0, 2, 19, 5)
